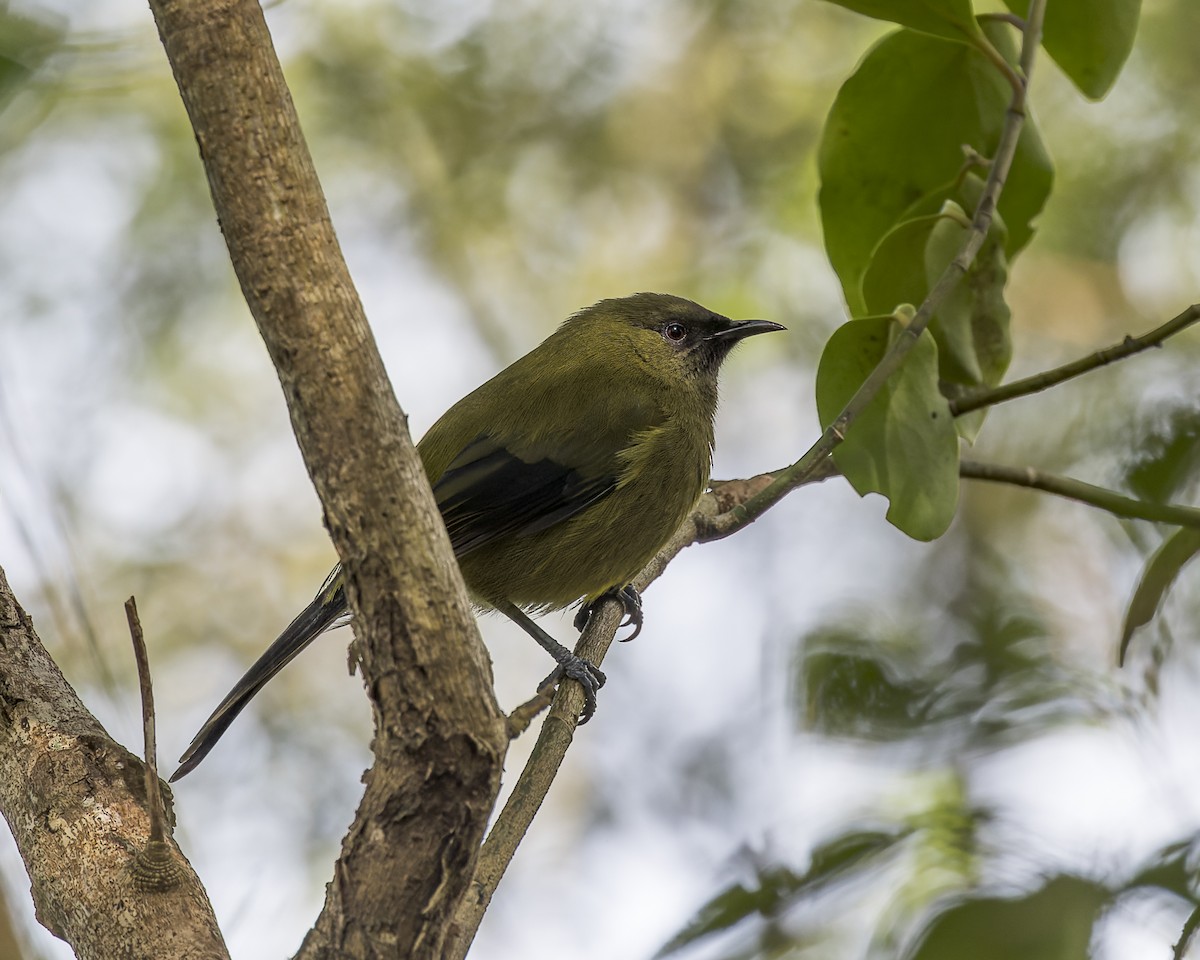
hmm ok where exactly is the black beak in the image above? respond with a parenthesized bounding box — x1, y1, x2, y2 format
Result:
(707, 319, 787, 342)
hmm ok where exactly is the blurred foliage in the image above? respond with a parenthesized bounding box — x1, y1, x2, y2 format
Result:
(656, 828, 912, 958)
(1119, 527, 1200, 665)
(801, 542, 1117, 746)
(2, 1, 1200, 959)
(902, 876, 1109, 960)
(0, 1, 65, 149)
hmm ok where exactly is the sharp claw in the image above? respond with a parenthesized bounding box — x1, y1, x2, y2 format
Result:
(577, 586, 645, 641)
(540, 655, 606, 724)
(617, 586, 643, 642)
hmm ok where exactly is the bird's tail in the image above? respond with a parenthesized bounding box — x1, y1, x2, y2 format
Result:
(170, 569, 348, 781)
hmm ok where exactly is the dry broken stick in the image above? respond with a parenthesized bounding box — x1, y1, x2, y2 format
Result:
(124, 597, 185, 893)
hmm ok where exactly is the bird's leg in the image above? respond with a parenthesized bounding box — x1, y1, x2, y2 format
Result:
(573, 585, 643, 642)
(495, 600, 606, 723)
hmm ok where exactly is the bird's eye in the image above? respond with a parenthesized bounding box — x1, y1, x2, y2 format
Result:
(663, 322, 687, 343)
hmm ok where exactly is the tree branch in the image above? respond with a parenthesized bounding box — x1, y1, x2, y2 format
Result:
(0, 565, 229, 960)
(960, 459, 1200, 528)
(697, 0, 1045, 544)
(950, 304, 1200, 416)
(146, 1, 507, 957)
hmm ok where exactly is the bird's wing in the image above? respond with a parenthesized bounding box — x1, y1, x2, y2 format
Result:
(434, 433, 619, 555)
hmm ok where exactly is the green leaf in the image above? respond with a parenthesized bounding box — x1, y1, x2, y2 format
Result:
(818, 25, 1053, 315)
(903, 876, 1109, 960)
(1002, 0, 1141, 100)
(861, 214, 946, 318)
(1119, 527, 1200, 665)
(860, 187, 1010, 406)
(934, 217, 1011, 391)
(924, 198, 1012, 444)
(819, 0, 984, 45)
(815, 316, 959, 540)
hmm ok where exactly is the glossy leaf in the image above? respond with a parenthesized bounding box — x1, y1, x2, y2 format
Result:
(819, 25, 1052, 314)
(815, 316, 959, 540)
(1003, 0, 1141, 100)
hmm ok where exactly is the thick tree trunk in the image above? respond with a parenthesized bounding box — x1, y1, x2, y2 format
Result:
(146, 0, 508, 957)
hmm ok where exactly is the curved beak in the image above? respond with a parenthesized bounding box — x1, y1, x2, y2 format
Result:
(707, 319, 787, 342)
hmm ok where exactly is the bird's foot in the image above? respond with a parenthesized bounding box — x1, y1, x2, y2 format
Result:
(573, 585, 644, 642)
(539, 654, 607, 724)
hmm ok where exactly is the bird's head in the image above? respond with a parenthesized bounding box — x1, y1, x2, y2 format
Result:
(562, 293, 785, 384)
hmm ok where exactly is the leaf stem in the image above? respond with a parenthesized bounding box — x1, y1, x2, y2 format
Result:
(972, 31, 1023, 96)
(979, 12, 1027, 31)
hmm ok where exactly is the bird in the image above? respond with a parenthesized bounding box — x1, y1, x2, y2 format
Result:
(171, 293, 783, 780)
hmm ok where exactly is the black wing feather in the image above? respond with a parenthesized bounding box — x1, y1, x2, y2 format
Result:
(435, 433, 618, 555)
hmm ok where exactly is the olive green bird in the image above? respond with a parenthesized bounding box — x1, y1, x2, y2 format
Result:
(171, 293, 783, 780)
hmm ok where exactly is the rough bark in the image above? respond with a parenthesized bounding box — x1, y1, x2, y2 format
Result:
(0, 566, 228, 960)
(146, 1, 508, 958)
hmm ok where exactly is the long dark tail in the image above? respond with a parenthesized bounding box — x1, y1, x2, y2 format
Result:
(170, 569, 348, 781)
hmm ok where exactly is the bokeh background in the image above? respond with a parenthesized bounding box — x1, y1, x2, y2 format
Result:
(2, 0, 1200, 957)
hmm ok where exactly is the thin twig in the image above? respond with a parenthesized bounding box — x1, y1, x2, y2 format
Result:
(979, 12, 1027, 31)
(1018, 0, 1046, 79)
(698, 1, 1043, 544)
(960, 460, 1200, 528)
(125, 598, 164, 844)
(971, 29, 1023, 96)
(950, 304, 1200, 416)
(125, 597, 184, 891)
(505, 686, 555, 739)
